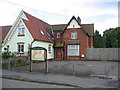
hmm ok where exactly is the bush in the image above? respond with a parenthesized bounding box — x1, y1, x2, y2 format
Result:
(2, 52, 14, 58)
(15, 59, 26, 67)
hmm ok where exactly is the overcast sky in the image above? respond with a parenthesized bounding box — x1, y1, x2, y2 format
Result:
(0, 0, 119, 35)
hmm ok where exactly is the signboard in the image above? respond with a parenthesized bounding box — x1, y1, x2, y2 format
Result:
(31, 49, 45, 61)
(30, 47, 48, 73)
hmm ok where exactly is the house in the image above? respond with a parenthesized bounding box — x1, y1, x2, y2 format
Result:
(52, 16, 94, 60)
(2, 10, 54, 59)
(2, 10, 94, 60)
(0, 25, 12, 42)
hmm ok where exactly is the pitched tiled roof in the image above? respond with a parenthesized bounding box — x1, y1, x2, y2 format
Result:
(0, 25, 12, 41)
(23, 11, 53, 43)
(51, 24, 94, 36)
(51, 24, 67, 31)
(81, 24, 94, 36)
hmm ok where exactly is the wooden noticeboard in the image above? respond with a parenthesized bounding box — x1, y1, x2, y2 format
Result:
(31, 49, 45, 61)
(29, 47, 48, 73)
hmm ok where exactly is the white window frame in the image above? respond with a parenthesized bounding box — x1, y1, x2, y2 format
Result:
(57, 33, 60, 38)
(48, 45, 51, 53)
(71, 31, 77, 39)
(18, 44, 24, 53)
(67, 45, 79, 56)
(18, 25, 25, 35)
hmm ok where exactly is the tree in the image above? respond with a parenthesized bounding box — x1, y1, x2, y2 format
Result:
(103, 27, 120, 48)
(93, 30, 105, 48)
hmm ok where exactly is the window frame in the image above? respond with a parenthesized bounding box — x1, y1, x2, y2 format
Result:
(67, 45, 79, 56)
(18, 25, 25, 36)
(57, 33, 60, 38)
(71, 31, 77, 39)
(18, 44, 24, 53)
(48, 45, 51, 53)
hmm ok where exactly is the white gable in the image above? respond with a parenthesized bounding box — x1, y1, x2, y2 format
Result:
(21, 12, 28, 20)
(67, 19, 81, 29)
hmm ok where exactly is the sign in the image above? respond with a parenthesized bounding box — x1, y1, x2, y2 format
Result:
(31, 50, 45, 61)
(30, 47, 48, 73)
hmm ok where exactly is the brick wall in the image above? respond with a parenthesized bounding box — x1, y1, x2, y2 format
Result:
(62, 28, 90, 60)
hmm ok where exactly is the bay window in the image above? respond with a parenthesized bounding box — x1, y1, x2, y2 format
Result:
(67, 45, 79, 56)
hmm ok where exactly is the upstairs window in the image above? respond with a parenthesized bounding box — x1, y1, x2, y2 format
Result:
(18, 25, 25, 36)
(57, 33, 60, 38)
(71, 31, 77, 39)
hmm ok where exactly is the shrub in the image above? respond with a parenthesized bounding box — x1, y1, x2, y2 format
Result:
(15, 59, 26, 67)
(2, 52, 14, 58)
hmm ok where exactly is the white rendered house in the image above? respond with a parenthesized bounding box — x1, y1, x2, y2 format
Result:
(2, 11, 54, 59)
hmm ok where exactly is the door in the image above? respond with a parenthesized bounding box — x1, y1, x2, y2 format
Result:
(56, 48, 63, 59)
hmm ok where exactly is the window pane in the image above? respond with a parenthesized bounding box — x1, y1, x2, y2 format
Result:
(18, 45, 20, 52)
(21, 45, 24, 52)
(71, 31, 77, 39)
(67, 45, 79, 56)
(18, 25, 25, 35)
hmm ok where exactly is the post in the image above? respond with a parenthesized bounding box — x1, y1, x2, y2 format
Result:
(73, 64, 75, 76)
(45, 49, 48, 73)
(30, 60, 32, 72)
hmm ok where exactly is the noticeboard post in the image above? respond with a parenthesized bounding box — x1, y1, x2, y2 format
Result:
(29, 47, 48, 73)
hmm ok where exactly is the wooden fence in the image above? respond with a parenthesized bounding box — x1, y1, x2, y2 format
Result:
(86, 48, 119, 61)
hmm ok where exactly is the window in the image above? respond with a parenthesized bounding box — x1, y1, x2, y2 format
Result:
(71, 31, 77, 39)
(47, 32, 50, 37)
(48, 45, 51, 53)
(57, 33, 60, 38)
(18, 44, 24, 53)
(40, 30, 45, 35)
(67, 45, 79, 56)
(18, 25, 25, 35)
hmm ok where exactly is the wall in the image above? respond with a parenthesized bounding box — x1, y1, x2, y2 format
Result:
(62, 28, 89, 60)
(2, 19, 33, 52)
(53, 30, 62, 42)
(32, 41, 54, 59)
(86, 48, 119, 61)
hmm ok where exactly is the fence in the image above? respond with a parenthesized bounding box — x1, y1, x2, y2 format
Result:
(86, 48, 119, 61)
(2, 56, 29, 69)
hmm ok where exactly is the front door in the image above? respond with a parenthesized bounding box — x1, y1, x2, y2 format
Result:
(56, 48, 63, 59)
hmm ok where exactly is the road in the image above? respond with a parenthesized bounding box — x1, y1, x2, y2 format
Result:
(2, 78, 74, 88)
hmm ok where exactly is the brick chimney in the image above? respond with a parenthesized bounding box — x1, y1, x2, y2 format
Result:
(77, 16, 81, 24)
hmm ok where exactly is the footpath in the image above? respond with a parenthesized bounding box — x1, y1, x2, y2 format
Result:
(2, 69, 119, 88)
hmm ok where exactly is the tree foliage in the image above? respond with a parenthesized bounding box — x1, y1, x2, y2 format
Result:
(103, 27, 120, 48)
(93, 30, 105, 48)
(93, 27, 120, 48)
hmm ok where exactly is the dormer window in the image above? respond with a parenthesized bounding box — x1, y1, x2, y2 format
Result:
(71, 31, 77, 39)
(40, 30, 45, 36)
(18, 25, 25, 36)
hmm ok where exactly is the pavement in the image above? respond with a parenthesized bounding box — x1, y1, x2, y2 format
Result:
(2, 69, 119, 88)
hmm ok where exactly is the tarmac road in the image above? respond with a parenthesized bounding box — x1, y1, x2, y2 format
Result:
(2, 78, 74, 88)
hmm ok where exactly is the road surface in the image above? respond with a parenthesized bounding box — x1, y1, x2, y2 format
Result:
(2, 78, 74, 88)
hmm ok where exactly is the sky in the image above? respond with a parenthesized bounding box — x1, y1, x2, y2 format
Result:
(0, 0, 119, 35)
